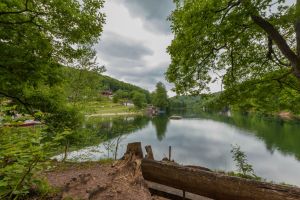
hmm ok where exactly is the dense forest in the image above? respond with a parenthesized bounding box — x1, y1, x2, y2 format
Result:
(169, 90, 300, 117)
(63, 66, 151, 103)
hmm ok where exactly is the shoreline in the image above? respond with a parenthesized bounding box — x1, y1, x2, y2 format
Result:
(85, 111, 143, 118)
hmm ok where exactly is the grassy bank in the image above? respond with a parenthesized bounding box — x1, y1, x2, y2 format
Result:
(77, 99, 143, 116)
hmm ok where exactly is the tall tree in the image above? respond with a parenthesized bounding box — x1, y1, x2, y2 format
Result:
(0, 0, 105, 114)
(113, 90, 130, 103)
(132, 91, 147, 108)
(0, 1, 105, 198)
(152, 82, 169, 110)
(65, 64, 105, 104)
(167, 0, 300, 96)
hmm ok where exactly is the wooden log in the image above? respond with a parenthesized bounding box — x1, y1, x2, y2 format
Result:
(147, 181, 210, 200)
(145, 145, 154, 160)
(141, 159, 300, 200)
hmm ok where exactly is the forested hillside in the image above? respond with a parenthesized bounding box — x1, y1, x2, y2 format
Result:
(169, 95, 202, 110)
(63, 66, 150, 103)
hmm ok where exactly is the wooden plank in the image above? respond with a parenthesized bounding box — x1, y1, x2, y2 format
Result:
(146, 181, 211, 200)
(141, 159, 300, 200)
(149, 188, 189, 200)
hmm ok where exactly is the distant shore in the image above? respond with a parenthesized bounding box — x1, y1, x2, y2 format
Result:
(85, 112, 143, 118)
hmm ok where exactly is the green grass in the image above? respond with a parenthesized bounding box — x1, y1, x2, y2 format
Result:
(79, 99, 142, 115)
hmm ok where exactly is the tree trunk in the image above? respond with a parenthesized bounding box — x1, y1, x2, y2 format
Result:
(123, 142, 143, 159)
(114, 136, 122, 160)
(141, 159, 300, 200)
(62, 140, 69, 162)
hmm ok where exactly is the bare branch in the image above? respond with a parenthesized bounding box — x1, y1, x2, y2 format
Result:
(271, 51, 291, 67)
(219, 1, 242, 23)
(215, 1, 240, 13)
(267, 36, 291, 67)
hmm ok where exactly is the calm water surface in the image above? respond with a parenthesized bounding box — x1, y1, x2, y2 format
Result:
(57, 113, 300, 186)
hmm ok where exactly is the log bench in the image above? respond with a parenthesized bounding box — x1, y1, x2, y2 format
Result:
(141, 159, 300, 200)
(123, 142, 300, 200)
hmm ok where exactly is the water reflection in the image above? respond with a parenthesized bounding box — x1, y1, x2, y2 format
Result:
(151, 116, 169, 141)
(192, 112, 300, 160)
(85, 115, 149, 139)
(57, 112, 300, 186)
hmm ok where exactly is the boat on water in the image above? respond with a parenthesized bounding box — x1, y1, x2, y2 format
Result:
(169, 115, 182, 120)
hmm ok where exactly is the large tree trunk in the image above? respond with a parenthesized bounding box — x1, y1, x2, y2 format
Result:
(141, 159, 300, 200)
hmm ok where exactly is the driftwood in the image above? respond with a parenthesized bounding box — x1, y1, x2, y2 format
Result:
(141, 159, 300, 200)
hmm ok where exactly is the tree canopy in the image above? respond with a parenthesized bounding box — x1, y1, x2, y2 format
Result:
(152, 82, 169, 110)
(167, 0, 300, 96)
(132, 91, 147, 108)
(100, 75, 151, 102)
(0, 0, 105, 114)
(0, 2, 105, 197)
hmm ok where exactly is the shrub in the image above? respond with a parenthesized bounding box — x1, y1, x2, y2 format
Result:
(230, 144, 258, 179)
(0, 127, 48, 199)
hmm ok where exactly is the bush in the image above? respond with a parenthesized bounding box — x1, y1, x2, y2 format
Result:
(0, 127, 48, 199)
(230, 144, 258, 179)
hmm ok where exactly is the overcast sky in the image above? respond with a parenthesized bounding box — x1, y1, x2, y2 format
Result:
(96, 0, 295, 96)
(96, 0, 176, 95)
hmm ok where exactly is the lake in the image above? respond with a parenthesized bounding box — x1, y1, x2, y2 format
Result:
(56, 112, 300, 186)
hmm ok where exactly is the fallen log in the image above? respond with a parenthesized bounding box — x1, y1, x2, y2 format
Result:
(141, 159, 300, 200)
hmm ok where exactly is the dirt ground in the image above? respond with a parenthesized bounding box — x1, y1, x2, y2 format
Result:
(43, 161, 165, 200)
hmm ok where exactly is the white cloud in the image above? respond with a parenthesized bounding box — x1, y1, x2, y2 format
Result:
(97, 0, 175, 95)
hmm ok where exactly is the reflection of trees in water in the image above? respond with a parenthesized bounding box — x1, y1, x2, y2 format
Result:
(72, 116, 150, 158)
(95, 116, 150, 159)
(86, 115, 150, 140)
(197, 112, 300, 160)
(151, 115, 169, 141)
